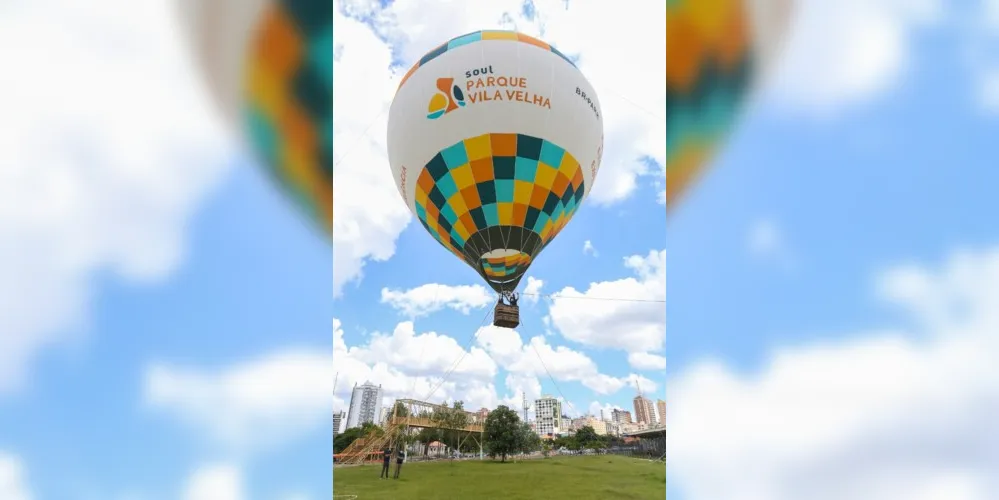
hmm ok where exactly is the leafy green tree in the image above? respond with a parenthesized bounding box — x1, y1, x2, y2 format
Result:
(483, 405, 521, 462)
(517, 422, 540, 453)
(391, 401, 409, 418)
(575, 425, 599, 445)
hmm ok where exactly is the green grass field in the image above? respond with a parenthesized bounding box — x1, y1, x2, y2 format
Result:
(333, 455, 665, 499)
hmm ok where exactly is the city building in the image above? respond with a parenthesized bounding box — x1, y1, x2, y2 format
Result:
(534, 395, 563, 437)
(571, 415, 608, 435)
(333, 410, 345, 437)
(656, 399, 667, 426)
(611, 408, 633, 425)
(634, 395, 655, 425)
(345, 381, 383, 429)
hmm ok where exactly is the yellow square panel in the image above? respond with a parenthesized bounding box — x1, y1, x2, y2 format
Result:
(463, 134, 493, 161)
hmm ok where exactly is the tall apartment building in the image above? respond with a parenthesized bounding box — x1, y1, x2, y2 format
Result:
(534, 395, 563, 437)
(633, 395, 655, 425)
(333, 410, 345, 437)
(611, 408, 633, 425)
(656, 399, 667, 426)
(345, 381, 383, 429)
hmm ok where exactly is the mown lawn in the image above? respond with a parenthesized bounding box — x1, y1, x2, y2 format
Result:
(333, 455, 665, 499)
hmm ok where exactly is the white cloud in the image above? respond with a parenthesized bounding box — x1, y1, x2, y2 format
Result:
(332, 0, 665, 293)
(669, 245, 999, 500)
(0, 0, 231, 393)
(522, 277, 545, 304)
(334, 319, 500, 411)
(588, 401, 622, 419)
(182, 463, 243, 500)
(144, 349, 333, 453)
(548, 249, 665, 353)
(628, 352, 667, 371)
(627, 373, 660, 397)
(476, 326, 628, 396)
(583, 240, 598, 257)
(380, 283, 493, 317)
(331, 11, 412, 295)
(766, 0, 943, 115)
(0, 452, 31, 500)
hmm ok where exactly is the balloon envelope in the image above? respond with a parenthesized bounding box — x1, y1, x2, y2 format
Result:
(177, 0, 334, 234)
(666, 0, 790, 210)
(387, 30, 604, 294)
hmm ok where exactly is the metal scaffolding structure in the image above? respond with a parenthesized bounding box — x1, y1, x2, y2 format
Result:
(334, 398, 486, 466)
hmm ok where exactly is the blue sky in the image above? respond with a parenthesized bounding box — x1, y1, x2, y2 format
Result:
(3, 0, 999, 499)
(668, 1, 999, 499)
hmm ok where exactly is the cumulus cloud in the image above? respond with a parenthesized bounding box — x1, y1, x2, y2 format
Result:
(669, 245, 999, 500)
(522, 277, 545, 304)
(332, 0, 666, 293)
(583, 240, 598, 257)
(476, 326, 628, 396)
(380, 283, 493, 317)
(0, 0, 231, 394)
(182, 463, 243, 500)
(628, 352, 667, 371)
(144, 349, 333, 454)
(0, 452, 31, 500)
(548, 249, 665, 354)
(334, 319, 499, 411)
(766, 0, 943, 115)
(588, 401, 622, 419)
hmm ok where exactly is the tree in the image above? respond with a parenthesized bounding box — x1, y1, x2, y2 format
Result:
(483, 405, 521, 462)
(575, 425, 599, 445)
(391, 401, 409, 419)
(517, 422, 540, 454)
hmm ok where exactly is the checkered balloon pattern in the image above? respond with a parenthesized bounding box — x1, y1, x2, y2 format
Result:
(414, 132, 585, 292)
(242, 0, 334, 235)
(666, 0, 754, 208)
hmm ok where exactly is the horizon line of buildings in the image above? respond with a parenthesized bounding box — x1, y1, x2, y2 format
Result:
(333, 381, 666, 439)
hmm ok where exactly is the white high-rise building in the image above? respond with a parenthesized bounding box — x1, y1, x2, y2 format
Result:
(333, 411, 345, 436)
(534, 395, 563, 437)
(345, 381, 383, 429)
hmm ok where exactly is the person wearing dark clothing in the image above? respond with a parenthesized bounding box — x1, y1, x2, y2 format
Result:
(380, 447, 392, 478)
(393, 448, 404, 479)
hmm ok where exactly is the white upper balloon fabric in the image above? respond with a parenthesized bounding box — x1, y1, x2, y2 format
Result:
(387, 30, 605, 294)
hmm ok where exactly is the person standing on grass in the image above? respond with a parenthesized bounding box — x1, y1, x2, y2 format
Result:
(393, 447, 405, 479)
(380, 447, 392, 479)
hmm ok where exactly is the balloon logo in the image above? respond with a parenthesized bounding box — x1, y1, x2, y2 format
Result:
(666, 0, 791, 210)
(427, 78, 466, 119)
(388, 30, 604, 296)
(177, 0, 334, 235)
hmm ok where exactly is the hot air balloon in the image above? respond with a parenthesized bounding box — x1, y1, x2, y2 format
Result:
(387, 30, 604, 328)
(176, 0, 333, 234)
(666, 0, 791, 210)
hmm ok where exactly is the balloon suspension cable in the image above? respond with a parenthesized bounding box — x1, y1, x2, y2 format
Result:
(520, 313, 580, 419)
